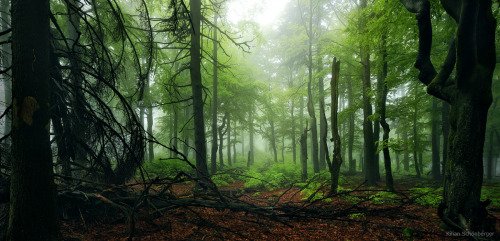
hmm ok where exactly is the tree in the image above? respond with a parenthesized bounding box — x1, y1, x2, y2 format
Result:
(190, 0, 209, 182)
(8, 0, 60, 239)
(211, 13, 219, 174)
(327, 57, 342, 194)
(400, 0, 496, 232)
(359, 0, 376, 186)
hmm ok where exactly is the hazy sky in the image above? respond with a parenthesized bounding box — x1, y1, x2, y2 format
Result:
(227, 0, 291, 26)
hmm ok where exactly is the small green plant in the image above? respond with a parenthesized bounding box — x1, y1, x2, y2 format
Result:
(408, 187, 443, 208)
(349, 212, 366, 219)
(370, 191, 399, 204)
(211, 173, 235, 186)
(481, 186, 500, 207)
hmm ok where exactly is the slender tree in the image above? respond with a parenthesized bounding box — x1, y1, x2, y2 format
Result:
(190, 0, 209, 182)
(210, 13, 219, 174)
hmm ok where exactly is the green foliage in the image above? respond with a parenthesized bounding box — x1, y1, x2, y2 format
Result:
(408, 187, 443, 208)
(142, 158, 193, 178)
(211, 173, 235, 186)
(242, 163, 299, 189)
(481, 186, 500, 208)
(402, 227, 423, 241)
(300, 181, 328, 202)
(349, 213, 366, 219)
(370, 191, 399, 205)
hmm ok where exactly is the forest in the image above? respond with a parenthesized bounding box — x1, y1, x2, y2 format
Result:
(0, 0, 499, 240)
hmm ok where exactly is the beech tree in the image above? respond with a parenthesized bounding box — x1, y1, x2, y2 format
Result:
(400, 0, 496, 232)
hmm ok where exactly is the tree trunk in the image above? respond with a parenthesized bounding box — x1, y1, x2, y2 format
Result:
(227, 115, 231, 166)
(190, 0, 209, 182)
(183, 107, 190, 158)
(8, 0, 61, 239)
(306, 0, 319, 173)
(173, 108, 178, 157)
(210, 13, 218, 174)
(300, 125, 308, 182)
(413, 92, 421, 178)
(359, 0, 376, 186)
(431, 98, 440, 179)
(402, 131, 409, 171)
(328, 57, 342, 194)
(218, 113, 227, 168)
(1, 0, 11, 166)
(441, 101, 450, 177)
(318, 56, 326, 171)
(486, 130, 493, 180)
(400, 0, 496, 231)
(377, 33, 394, 192)
(249, 108, 254, 166)
(146, 78, 154, 162)
(347, 78, 355, 173)
(290, 70, 297, 165)
(270, 119, 278, 163)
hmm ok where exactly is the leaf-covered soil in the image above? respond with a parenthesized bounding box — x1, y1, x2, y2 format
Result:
(60, 176, 499, 241)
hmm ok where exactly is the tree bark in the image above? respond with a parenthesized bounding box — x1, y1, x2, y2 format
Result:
(190, 0, 209, 182)
(210, 13, 218, 174)
(249, 107, 254, 166)
(377, 33, 394, 192)
(360, 0, 376, 186)
(400, 0, 496, 232)
(306, 0, 319, 173)
(318, 55, 326, 171)
(413, 92, 421, 178)
(402, 131, 409, 171)
(146, 78, 154, 162)
(328, 57, 342, 194)
(432, 97, 441, 180)
(441, 101, 450, 177)
(8, 0, 61, 239)
(227, 115, 231, 166)
(300, 125, 308, 182)
(347, 77, 355, 173)
(218, 113, 227, 168)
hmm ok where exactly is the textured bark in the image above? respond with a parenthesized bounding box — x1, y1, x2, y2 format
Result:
(190, 0, 209, 181)
(218, 113, 227, 168)
(377, 34, 394, 192)
(413, 94, 421, 178)
(306, 0, 319, 173)
(486, 130, 493, 180)
(8, 0, 61, 239)
(431, 98, 441, 180)
(210, 13, 218, 174)
(227, 115, 231, 166)
(400, 0, 496, 232)
(441, 101, 450, 177)
(318, 57, 326, 170)
(270, 119, 278, 163)
(360, 0, 376, 186)
(183, 107, 190, 158)
(328, 58, 342, 194)
(146, 79, 154, 162)
(300, 125, 308, 182)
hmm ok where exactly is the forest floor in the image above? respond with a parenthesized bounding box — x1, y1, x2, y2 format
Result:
(60, 174, 500, 241)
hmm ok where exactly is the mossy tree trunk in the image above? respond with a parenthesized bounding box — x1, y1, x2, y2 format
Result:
(8, 0, 61, 239)
(400, 0, 496, 232)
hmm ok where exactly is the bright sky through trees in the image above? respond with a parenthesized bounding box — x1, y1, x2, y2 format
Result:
(227, 0, 291, 26)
